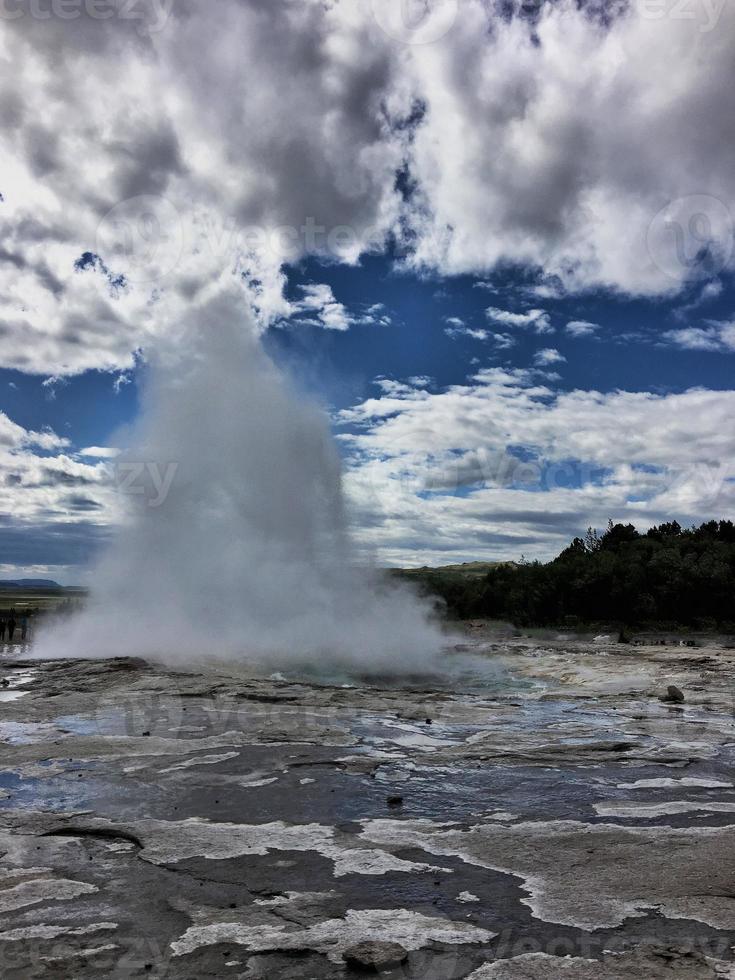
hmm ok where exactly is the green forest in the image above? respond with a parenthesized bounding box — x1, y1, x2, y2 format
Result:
(400, 520, 735, 631)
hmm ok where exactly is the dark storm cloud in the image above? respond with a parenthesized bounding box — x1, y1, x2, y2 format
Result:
(110, 121, 186, 202)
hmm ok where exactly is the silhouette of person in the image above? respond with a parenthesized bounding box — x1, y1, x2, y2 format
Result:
(7, 616, 16, 644)
(20, 614, 28, 644)
(0, 618, 5, 644)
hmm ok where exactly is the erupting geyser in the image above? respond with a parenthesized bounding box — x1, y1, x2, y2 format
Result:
(36, 290, 444, 672)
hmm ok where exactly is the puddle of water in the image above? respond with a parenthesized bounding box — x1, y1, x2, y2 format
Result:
(54, 712, 119, 736)
(0, 720, 60, 745)
(0, 690, 27, 702)
(0, 669, 38, 703)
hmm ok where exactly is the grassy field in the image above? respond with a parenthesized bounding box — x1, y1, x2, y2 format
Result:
(0, 587, 87, 614)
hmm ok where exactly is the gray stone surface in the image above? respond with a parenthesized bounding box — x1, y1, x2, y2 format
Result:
(0, 633, 733, 976)
(342, 939, 408, 970)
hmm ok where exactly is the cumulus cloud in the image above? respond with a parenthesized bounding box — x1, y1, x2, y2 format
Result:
(673, 280, 724, 319)
(444, 317, 490, 340)
(0, 412, 116, 576)
(663, 321, 735, 352)
(79, 447, 121, 460)
(0, 0, 733, 384)
(287, 284, 391, 331)
(290, 283, 353, 332)
(403, 0, 735, 295)
(338, 369, 735, 565)
(533, 347, 566, 366)
(0, 0, 408, 376)
(485, 307, 553, 333)
(492, 333, 516, 350)
(566, 319, 600, 337)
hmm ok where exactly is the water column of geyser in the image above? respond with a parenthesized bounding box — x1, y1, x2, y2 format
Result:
(38, 290, 444, 671)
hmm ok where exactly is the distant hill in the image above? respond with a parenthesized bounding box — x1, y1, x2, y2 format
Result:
(0, 579, 63, 590)
(399, 520, 735, 631)
(394, 561, 510, 579)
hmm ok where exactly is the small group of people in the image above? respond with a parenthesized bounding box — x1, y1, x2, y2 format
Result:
(0, 609, 31, 646)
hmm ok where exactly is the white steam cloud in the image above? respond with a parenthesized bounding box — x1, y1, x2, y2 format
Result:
(35, 290, 444, 672)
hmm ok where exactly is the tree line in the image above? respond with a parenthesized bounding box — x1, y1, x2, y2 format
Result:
(403, 520, 735, 630)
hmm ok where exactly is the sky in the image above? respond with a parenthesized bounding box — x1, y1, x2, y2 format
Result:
(1, 0, 734, 583)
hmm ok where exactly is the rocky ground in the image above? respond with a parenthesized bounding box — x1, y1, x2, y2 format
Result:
(0, 629, 734, 978)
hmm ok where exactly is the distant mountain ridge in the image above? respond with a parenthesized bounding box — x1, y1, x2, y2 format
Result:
(394, 561, 509, 579)
(0, 579, 63, 590)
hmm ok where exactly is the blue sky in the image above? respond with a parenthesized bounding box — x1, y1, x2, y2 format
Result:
(271, 256, 735, 405)
(8, 255, 731, 457)
(2, 252, 733, 581)
(1, 0, 735, 581)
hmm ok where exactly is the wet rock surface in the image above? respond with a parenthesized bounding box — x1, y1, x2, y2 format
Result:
(0, 633, 733, 976)
(342, 939, 408, 970)
(661, 685, 686, 704)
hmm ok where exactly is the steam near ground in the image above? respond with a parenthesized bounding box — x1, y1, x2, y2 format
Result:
(35, 292, 445, 673)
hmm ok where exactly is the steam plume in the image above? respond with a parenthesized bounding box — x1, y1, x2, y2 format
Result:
(36, 290, 444, 673)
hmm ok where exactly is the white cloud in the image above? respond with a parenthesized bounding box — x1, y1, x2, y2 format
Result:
(444, 317, 490, 341)
(364, 303, 391, 326)
(566, 320, 600, 337)
(674, 280, 724, 320)
(701, 281, 724, 302)
(534, 347, 566, 366)
(282, 283, 392, 332)
(0, 413, 69, 453)
(0, 1, 408, 375)
(403, 1, 735, 295)
(664, 321, 735, 352)
(0, 1, 733, 382)
(0, 411, 116, 575)
(78, 447, 121, 460)
(373, 377, 432, 398)
(339, 371, 735, 565)
(492, 333, 516, 350)
(522, 277, 568, 301)
(485, 307, 553, 333)
(291, 283, 352, 332)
